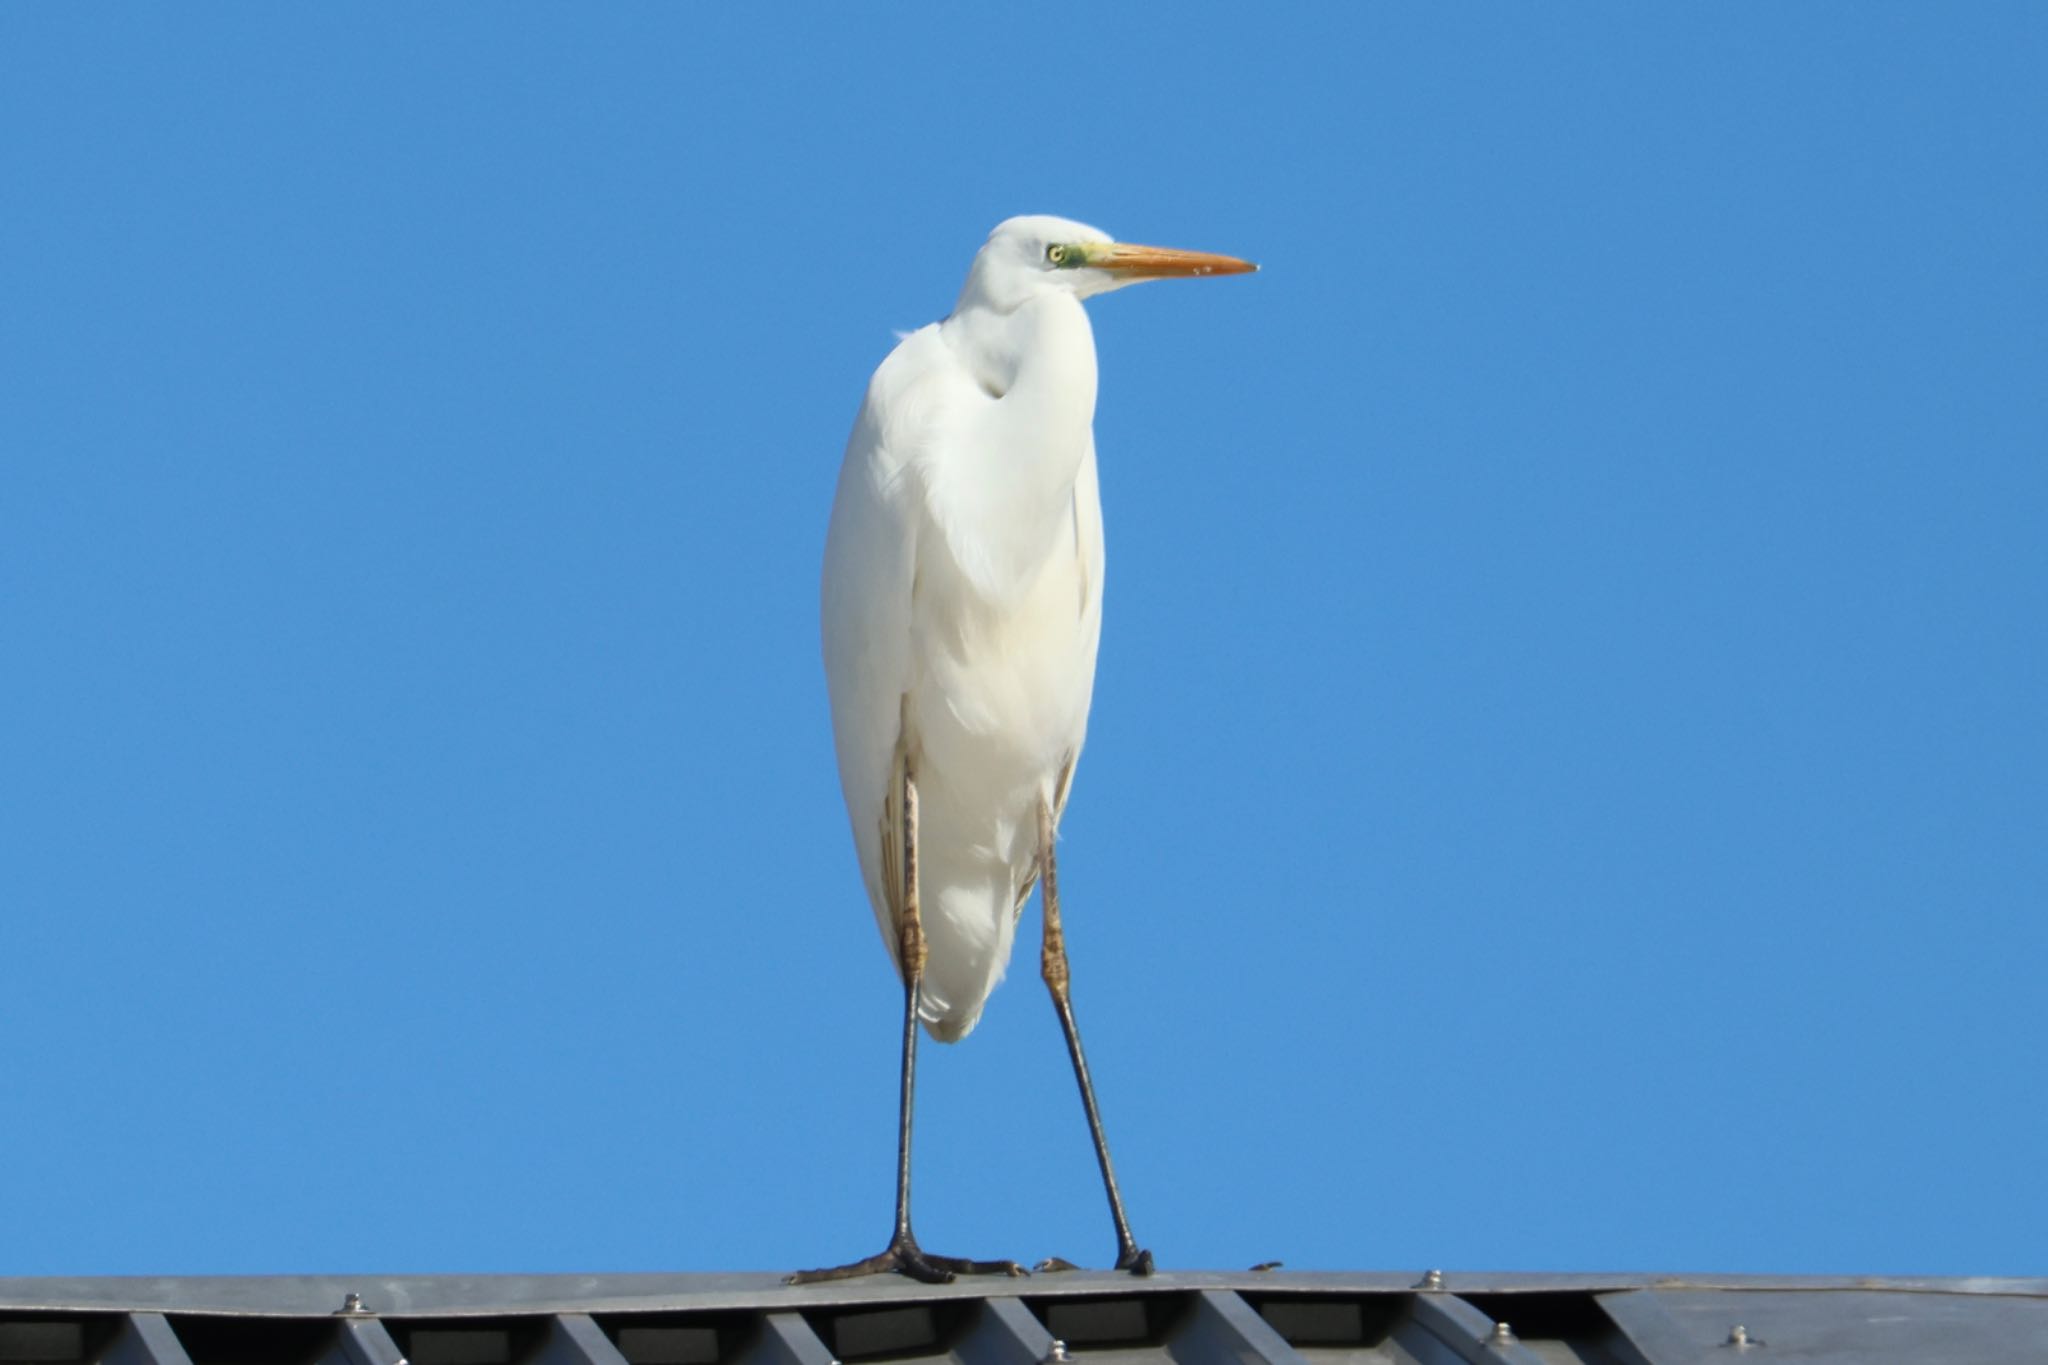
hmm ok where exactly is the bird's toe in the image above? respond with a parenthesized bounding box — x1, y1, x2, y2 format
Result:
(926, 1253, 1027, 1278)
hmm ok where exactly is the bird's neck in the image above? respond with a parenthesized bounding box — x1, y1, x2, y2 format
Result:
(924, 296, 1098, 603)
(945, 294, 1097, 408)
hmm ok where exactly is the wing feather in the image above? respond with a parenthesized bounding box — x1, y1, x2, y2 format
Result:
(1008, 436, 1106, 920)
(821, 325, 978, 962)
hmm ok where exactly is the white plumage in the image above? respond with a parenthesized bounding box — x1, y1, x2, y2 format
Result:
(801, 213, 1253, 1285)
(822, 214, 1255, 1047)
(822, 216, 1110, 1041)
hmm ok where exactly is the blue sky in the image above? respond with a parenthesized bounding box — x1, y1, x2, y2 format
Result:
(2, 5, 2043, 1279)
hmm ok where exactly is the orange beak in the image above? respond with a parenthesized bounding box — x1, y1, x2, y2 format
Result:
(1087, 242, 1259, 279)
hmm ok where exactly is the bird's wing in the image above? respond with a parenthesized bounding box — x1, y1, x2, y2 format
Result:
(1061, 433, 1107, 817)
(821, 325, 979, 963)
(1009, 433, 1107, 919)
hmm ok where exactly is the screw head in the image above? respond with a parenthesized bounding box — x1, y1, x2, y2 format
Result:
(1416, 1268, 1446, 1291)
(1486, 1321, 1516, 1348)
(1045, 1341, 1069, 1364)
(338, 1293, 365, 1315)
(1725, 1324, 1760, 1349)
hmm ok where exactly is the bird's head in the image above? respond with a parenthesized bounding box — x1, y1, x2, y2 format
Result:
(957, 214, 1256, 313)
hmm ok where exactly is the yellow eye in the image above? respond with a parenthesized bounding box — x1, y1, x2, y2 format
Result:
(1046, 244, 1069, 267)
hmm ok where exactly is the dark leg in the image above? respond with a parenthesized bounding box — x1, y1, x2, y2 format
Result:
(787, 765, 1026, 1285)
(1035, 795, 1154, 1276)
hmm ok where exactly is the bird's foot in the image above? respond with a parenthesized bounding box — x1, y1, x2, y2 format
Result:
(1031, 1246, 1154, 1276)
(788, 1237, 1027, 1285)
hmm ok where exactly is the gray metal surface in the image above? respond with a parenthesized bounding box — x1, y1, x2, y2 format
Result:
(1166, 1290, 1305, 1365)
(0, 1272, 2043, 1365)
(541, 1316, 633, 1365)
(330, 1318, 410, 1365)
(1401, 1293, 1547, 1365)
(95, 1315, 192, 1365)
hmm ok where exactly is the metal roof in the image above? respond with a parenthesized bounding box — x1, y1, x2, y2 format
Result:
(3, 1270, 2045, 1365)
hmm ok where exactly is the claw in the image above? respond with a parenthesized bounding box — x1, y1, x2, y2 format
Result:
(1034, 1248, 1153, 1276)
(925, 1253, 1028, 1278)
(788, 1238, 1023, 1285)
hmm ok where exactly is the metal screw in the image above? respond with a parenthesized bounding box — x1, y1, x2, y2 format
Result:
(338, 1293, 365, 1315)
(1486, 1322, 1516, 1349)
(1044, 1341, 1070, 1364)
(1725, 1325, 1761, 1350)
(1415, 1268, 1445, 1291)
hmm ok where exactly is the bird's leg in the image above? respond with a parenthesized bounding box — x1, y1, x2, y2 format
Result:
(787, 763, 1025, 1286)
(1034, 794, 1154, 1276)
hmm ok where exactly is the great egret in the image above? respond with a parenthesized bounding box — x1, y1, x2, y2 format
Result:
(796, 215, 1256, 1285)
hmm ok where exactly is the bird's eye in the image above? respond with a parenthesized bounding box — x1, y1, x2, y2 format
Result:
(1045, 244, 1068, 267)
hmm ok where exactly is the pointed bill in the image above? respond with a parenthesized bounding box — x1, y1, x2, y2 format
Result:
(1086, 242, 1258, 279)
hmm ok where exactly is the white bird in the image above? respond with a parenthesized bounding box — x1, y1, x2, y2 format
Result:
(796, 215, 1255, 1285)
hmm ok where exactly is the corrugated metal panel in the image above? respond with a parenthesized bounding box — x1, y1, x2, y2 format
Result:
(2, 1273, 2044, 1365)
